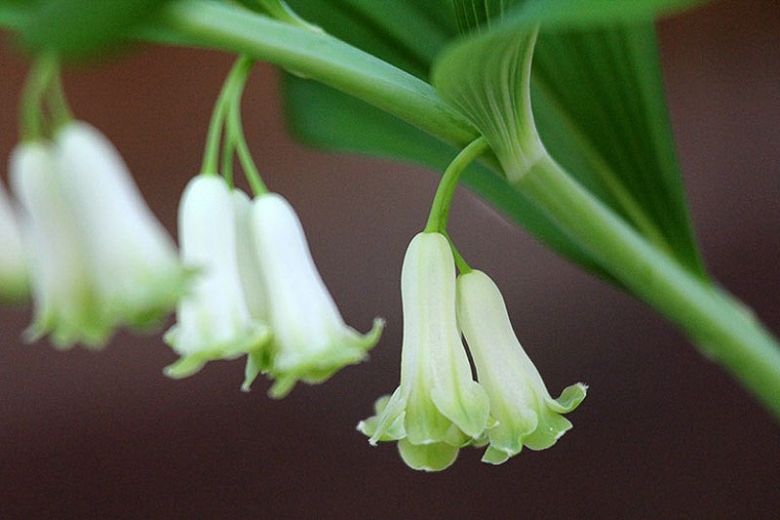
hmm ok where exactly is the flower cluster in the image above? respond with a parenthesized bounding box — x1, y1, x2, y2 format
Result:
(165, 175, 383, 397)
(358, 232, 586, 471)
(0, 124, 381, 395)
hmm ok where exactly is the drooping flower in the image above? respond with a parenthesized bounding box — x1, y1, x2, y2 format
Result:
(10, 141, 110, 347)
(0, 178, 28, 301)
(358, 232, 490, 472)
(233, 189, 274, 389)
(247, 192, 383, 398)
(55, 122, 187, 329)
(456, 269, 587, 465)
(164, 175, 270, 378)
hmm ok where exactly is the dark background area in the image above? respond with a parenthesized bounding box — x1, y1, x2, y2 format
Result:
(1, 0, 778, 518)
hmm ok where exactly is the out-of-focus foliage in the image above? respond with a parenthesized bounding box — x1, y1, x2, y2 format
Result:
(0, 0, 174, 58)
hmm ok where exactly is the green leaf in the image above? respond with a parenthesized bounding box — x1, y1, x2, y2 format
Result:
(16, 0, 175, 58)
(282, 0, 707, 277)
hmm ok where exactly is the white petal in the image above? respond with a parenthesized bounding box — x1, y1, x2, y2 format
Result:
(55, 122, 184, 326)
(232, 189, 268, 321)
(165, 175, 267, 377)
(250, 193, 381, 396)
(457, 269, 585, 458)
(399, 232, 489, 440)
(10, 142, 108, 347)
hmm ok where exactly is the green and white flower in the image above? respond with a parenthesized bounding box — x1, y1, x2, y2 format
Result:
(165, 175, 270, 378)
(56, 122, 187, 329)
(457, 269, 587, 465)
(10, 141, 109, 347)
(358, 232, 489, 472)
(247, 193, 383, 398)
(0, 178, 28, 301)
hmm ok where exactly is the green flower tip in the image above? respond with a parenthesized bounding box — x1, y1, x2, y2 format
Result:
(163, 325, 272, 380)
(264, 318, 385, 399)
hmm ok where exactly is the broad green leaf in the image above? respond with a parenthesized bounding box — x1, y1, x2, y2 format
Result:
(15, 0, 175, 58)
(283, 0, 707, 278)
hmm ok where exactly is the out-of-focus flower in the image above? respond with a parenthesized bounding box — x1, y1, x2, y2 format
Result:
(10, 141, 109, 347)
(358, 232, 489, 472)
(0, 178, 28, 301)
(233, 189, 274, 390)
(56, 122, 187, 329)
(165, 175, 270, 378)
(457, 269, 587, 464)
(247, 193, 383, 398)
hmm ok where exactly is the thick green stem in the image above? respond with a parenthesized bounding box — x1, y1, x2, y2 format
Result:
(519, 154, 780, 417)
(156, 0, 479, 149)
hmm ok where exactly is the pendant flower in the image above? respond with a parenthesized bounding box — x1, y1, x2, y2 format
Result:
(247, 193, 383, 398)
(456, 270, 587, 464)
(10, 141, 110, 347)
(164, 175, 270, 378)
(55, 122, 187, 329)
(358, 232, 490, 472)
(0, 178, 28, 301)
(234, 189, 274, 389)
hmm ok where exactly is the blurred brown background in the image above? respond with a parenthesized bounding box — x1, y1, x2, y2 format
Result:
(1, 0, 778, 518)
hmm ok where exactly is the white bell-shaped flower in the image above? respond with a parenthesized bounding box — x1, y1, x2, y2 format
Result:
(164, 175, 270, 378)
(10, 142, 110, 347)
(233, 189, 273, 390)
(457, 270, 587, 464)
(358, 232, 490, 472)
(55, 122, 187, 329)
(249, 193, 383, 398)
(0, 178, 28, 301)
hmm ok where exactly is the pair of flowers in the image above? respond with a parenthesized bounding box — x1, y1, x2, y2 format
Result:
(1, 120, 382, 395)
(167, 174, 383, 396)
(359, 232, 586, 471)
(5, 121, 187, 347)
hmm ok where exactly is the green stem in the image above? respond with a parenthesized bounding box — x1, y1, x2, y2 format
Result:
(228, 90, 268, 195)
(20, 54, 57, 141)
(445, 233, 473, 274)
(425, 137, 489, 233)
(48, 63, 73, 130)
(519, 154, 780, 417)
(201, 55, 254, 175)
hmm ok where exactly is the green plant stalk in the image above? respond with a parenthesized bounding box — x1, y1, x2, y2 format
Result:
(425, 136, 489, 233)
(521, 154, 780, 416)
(145, 1, 780, 416)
